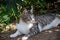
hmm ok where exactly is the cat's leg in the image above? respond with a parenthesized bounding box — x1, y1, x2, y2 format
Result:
(22, 27, 39, 40)
(10, 30, 22, 38)
(38, 23, 43, 32)
(43, 18, 60, 30)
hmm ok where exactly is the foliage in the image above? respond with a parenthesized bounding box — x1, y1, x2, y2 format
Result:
(0, 0, 47, 24)
(0, 0, 60, 24)
(0, 0, 60, 33)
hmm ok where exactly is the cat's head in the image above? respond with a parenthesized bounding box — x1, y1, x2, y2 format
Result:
(20, 8, 35, 23)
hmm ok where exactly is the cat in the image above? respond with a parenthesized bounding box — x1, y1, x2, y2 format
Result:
(10, 9, 60, 40)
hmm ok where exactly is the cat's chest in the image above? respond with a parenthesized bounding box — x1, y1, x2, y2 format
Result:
(17, 20, 33, 34)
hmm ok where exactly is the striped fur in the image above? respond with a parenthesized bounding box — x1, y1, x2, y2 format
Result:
(10, 9, 60, 40)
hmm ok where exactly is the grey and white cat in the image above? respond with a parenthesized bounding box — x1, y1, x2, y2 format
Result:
(10, 9, 60, 40)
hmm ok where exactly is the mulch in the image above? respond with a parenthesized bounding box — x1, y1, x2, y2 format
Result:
(0, 26, 60, 40)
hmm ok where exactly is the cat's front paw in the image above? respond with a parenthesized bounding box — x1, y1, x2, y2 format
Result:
(10, 34, 17, 38)
(22, 36, 28, 40)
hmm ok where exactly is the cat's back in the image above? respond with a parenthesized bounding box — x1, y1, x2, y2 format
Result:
(35, 14, 56, 26)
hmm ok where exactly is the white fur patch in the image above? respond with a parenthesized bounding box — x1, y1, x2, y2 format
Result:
(16, 19, 33, 34)
(22, 36, 28, 40)
(43, 18, 60, 30)
(10, 30, 21, 38)
(30, 15, 35, 23)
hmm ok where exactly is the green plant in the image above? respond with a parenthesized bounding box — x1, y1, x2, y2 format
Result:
(0, 0, 47, 24)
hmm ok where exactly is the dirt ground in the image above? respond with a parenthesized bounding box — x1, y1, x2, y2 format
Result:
(0, 26, 60, 40)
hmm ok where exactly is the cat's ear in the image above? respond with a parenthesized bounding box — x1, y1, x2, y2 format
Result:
(30, 6, 33, 14)
(22, 9, 28, 15)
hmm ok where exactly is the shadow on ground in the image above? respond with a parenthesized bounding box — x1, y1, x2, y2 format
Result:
(0, 26, 60, 40)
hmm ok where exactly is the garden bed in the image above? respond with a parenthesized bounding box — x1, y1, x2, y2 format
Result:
(0, 26, 60, 40)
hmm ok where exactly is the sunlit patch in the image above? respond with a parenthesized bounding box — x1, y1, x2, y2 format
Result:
(48, 30, 53, 33)
(45, 30, 53, 33)
(55, 29, 59, 31)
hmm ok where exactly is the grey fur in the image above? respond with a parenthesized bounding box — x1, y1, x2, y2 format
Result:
(10, 9, 60, 40)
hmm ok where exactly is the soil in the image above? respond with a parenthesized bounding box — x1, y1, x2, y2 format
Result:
(0, 26, 60, 40)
